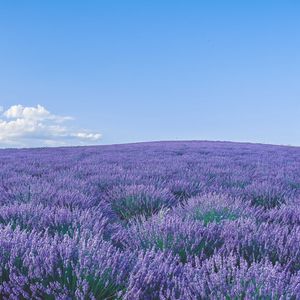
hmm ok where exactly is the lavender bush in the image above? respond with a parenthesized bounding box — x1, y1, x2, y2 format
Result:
(1, 141, 300, 299)
(105, 184, 177, 222)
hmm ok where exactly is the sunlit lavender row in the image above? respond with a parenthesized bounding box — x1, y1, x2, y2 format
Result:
(1, 141, 300, 299)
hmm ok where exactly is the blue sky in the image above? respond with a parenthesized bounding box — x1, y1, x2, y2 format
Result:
(0, 0, 299, 147)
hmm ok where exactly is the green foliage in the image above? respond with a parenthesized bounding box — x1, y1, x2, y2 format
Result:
(192, 207, 239, 225)
(84, 269, 125, 299)
(111, 195, 165, 221)
(251, 195, 285, 209)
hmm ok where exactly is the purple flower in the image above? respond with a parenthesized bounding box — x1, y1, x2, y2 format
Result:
(1, 141, 300, 298)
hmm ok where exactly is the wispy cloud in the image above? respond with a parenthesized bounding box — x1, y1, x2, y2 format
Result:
(0, 104, 102, 148)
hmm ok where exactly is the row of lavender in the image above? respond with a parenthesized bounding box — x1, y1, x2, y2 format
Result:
(0, 141, 300, 299)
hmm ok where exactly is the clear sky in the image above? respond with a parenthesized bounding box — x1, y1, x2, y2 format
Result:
(0, 0, 299, 147)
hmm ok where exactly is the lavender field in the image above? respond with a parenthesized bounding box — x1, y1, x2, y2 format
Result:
(1, 141, 300, 299)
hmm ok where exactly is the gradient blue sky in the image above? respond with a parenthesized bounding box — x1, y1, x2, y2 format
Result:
(0, 0, 300, 147)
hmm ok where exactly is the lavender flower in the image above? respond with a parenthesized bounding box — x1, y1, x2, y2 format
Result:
(1, 141, 300, 298)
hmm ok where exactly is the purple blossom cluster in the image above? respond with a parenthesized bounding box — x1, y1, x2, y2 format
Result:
(1, 141, 300, 299)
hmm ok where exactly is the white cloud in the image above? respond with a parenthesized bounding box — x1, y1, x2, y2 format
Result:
(0, 104, 102, 148)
